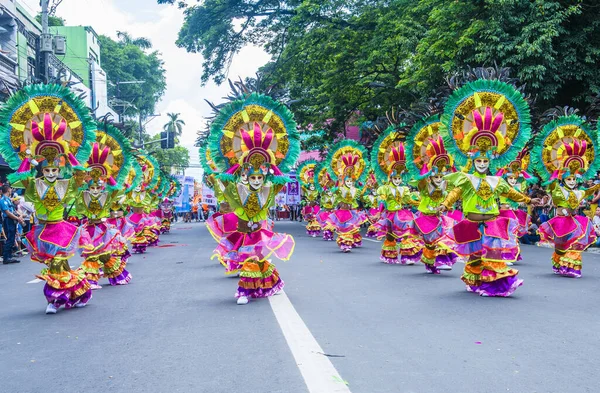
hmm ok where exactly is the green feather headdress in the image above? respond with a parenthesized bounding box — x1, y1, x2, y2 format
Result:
(440, 79, 531, 172)
(199, 144, 218, 176)
(207, 92, 300, 184)
(314, 161, 334, 193)
(0, 84, 96, 183)
(326, 139, 369, 184)
(88, 122, 134, 191)
(296, 159, 319, 187)
(125, 159, 143, 193)
(370, 125, 409, 184)
(531, 114, 600, 185)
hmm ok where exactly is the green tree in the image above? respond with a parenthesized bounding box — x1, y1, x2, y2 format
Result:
(116, 31, 153, 50)
(163, 113, 186, 137)
(35, 14, 65, 26)
(163, 0, 600, 137)
(99, 34, 167, 119)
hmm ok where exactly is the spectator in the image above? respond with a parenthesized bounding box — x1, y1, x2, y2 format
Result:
(16, 197, 34, 234)
(520, 218, 541, 245)
(0, 185, 24, 264)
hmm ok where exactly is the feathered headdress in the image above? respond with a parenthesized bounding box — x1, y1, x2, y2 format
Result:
(531, 115, 600, 185)
(0, 84, 96, 183)
(83, 123, 133, 190)
(297, 159, 319, 188)
(406, 115, 456, 179)
(441, 79, 531, 171)
(326, 140, 369, 184)
(314, 161, 335, 193)
(495, 148, 537, 184)
(136, 153, 160, 191)
(371, 125, 408, 183)
(208, 92, 300, 184)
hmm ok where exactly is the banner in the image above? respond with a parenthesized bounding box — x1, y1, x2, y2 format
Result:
(286, 175, 301, 205)
(174, 175, 195, 212)
(201, 184, 218, 206)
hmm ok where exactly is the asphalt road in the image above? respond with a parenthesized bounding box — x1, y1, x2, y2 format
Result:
(1, 220, 599, 393)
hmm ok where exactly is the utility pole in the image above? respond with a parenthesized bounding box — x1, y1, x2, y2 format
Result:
(40, 0, 52, 82)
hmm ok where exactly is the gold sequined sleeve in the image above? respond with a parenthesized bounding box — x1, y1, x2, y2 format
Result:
(441, 187, 462, 209)
(584, 183, 600, 197)
(502, 188, 531, 204)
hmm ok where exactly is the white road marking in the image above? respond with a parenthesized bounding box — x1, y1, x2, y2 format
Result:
(269, 291, 352, 393)
(363, 238, 381, 243)
(27, 278, 43, 284)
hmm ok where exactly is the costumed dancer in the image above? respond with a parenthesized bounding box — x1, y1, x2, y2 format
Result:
(158, 197, 174, 233)
(297, 159, 321, 237)
(144, 172, 164, 247)
(405, 115, 461, 274)
(438, 75, 541, 296)
(76, 123, 133, 288)
(107, 161, 141, 264)
(361, 172, 381, 239)
(0, 84, 96, 314)
(531, 114, 600, 278)
(495, 148, 538, 263)
(314, 161, 336, 241)
(325, 140, 369, 252)
(207, 89, 299, 304)
(126, 154, 159, 253)
(371, 126, 422, 264)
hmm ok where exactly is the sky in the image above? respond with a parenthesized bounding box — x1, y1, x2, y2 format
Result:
(20, 0, 270, 180)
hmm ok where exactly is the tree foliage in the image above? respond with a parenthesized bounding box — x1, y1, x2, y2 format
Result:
(35, 14, 66, 26)
(162, 0, 600, 137)
(163, 112, 186, 137)
(98, 34, 167, 117)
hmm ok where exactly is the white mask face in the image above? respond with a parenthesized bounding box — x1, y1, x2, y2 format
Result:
(249, 174, 264, 190)
(474, 158, 490, 174)
(89, 185, 102, 197)
(431, 175, 444, 187)
(134, 186, 142, 193)
(507, 176, 518, 187)
(565, 176, 577, 189)
(240, 174, 249, 185)
(344, 178, 354, 188)
(391, 176, 402, 187)
(309, 184, 315, 191)
(42, 167, 59, 182)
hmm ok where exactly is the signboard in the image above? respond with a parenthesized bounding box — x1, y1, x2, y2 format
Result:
(286, 176, 301, 205)
(201, 184, 218, 206)
(174, 175, 195, 212)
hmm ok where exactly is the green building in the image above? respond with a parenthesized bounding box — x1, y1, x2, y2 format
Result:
(49, 25, 100, 88)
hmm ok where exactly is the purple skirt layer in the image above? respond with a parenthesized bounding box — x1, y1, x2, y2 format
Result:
(467, 275, 523, 297)
(43, 283, 92, 308)
(108, 269, 132, 286)
(236, 279, 285, 299)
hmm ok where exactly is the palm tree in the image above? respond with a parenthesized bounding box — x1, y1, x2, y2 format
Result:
(116, 31, 152, 50)
(163, 113, 185, 137)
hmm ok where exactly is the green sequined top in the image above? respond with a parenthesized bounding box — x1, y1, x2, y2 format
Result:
(443, 172, 530, 215)
(376, 184, 413, 212)
(23, 178, 79, 222)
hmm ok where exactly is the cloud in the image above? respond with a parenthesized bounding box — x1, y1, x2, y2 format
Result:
(21, 0, 271, 179)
